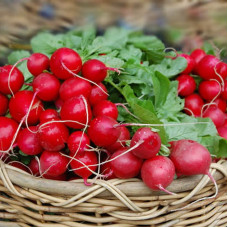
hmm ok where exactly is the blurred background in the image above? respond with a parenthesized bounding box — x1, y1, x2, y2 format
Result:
(0, 0, 227, 64)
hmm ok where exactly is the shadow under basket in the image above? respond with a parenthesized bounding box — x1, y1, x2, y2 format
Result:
(0, 160, 227, 227)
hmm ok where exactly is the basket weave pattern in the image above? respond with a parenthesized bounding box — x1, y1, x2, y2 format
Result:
(0, 160, 227, 227)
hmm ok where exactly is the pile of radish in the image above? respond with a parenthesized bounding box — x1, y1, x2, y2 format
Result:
(0, 27, 226, 195)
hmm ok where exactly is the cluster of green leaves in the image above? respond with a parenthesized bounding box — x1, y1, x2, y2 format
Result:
(7, 26, 226, 157)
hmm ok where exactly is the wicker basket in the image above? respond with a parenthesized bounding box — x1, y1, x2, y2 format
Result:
(0, 159, 226, 227)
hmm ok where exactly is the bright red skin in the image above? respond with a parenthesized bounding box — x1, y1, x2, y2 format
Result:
(179, 54, 195, 74)
(60, 96, 92, 129)
(68, 131, 90, 156)
(55, 97, 64, 110)
(0, 117, 18, 151)
(198, 80, 221, 101)
(141, 156, 175, 190)
(38, 122, 69, 151)
(27, 53, 49, 77)
(190, 49, 206, 65)
(110, 147, 143, 179)
(203, 106, 226, 128)
(170, 139, 212, 176)
(59, 77, 92, 101)
(101, 162, 116, 180)
(217, 126, 227, 139)
(9, 161, 30, 174)
(0, 65, 24, 95)
(17, 126, 43, 155)
(88, 116, 121, 147)
(29, 158, 40, 176)
(184, 94, 204, 117)
(40, 109, 59, 123)
(214, 98, 227, 113)
(9, 91, 44, 125)
(215, 62, 227, 81)
(130, 127, 161, 159)
(40, 151, 68, 177)
(32, 73, 60, 101)
(105, 126, 130, 153)
(89, 83, 108, 106)
(196, 55, 220, 80)
(176, 74, 196, 97)
(93, 100, 118, 120)
(82, 59, 107, 83)
(50, 47, 82, 80)
(221, 80, 227, 100)
(0, 93, 9, 116)
(70, 151, 98, 180)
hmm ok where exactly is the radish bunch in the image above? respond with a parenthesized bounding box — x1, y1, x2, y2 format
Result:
(176, 49, 227, 139)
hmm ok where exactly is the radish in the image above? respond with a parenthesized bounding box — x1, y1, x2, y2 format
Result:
(9, 161, 30, 174)
(81, 59, 120, 83)
(141, 156, 175, 194)
(0, 117, 18, 151)
(0, 93, 9, 116)
(176, 74, 196, 97)
(190, 49, 206, 65)
(87, 116, 121, 147)
(110, 147, 143, 179)
(55, 97, 64, 111)
(105, 126, 130, 153)
(179, 54, 195, 74)
(40, 109, 59, 123)
(196, 55, 220, 80)
(32, 72, 60, 101)
(38, 122, 69, 151)
(130, 127, 161, 159)
(217, 126, 227, 139)
(0, 65, 24, 95)
(27, 53, 49, 77)
(213, 98, 227, 113)
(60, 96, 92, 129)
(93, 100, 118, 120)
(50, 47, 82, 80)
(70, 151, 98, 185)
(40, 151, 68, 177)
(101, 162, 116, 180)
(221, 80, 227, 100)
(89, 82, 108, 106)
(198, 80, 221, 101)
(184, 94, 204, 117)
(215, 62, 227, 81)
(203, 106, 226, 128)
(59, 77, 92, 101)
(67, 131, 90, 156)
(29, 158, 40, 176)
(9, 90, 44, 125)
(17, 126, 43, 155)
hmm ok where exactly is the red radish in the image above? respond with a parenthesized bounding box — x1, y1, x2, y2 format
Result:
(110, 147, 143, 179)
(215, 62, 227, 81)
(38, 122, 69, 151)
(88, 116, 121, 147)
(43, 173, 67, 181)
(130, 127, 161, 159)
(60, 96, 92, 129)
(0, 117, 18, 151)
(68, 131, 90, 156)
(196, 55, 220, 80)
(221, 80, 227, 100)
(214, 98, 227, 113)
(184, 94, 204, 117)
(17, 126, 43, 155)
(9, 91, 44, 125)
(70, 151, 98, 185)
(0, 93, 9, 116)
(203, 106, 226, 128)
(32, 72, 60, 101)
(105, 126, 130, 153)
(9, 161, 30, 173)
(93, 100, 118, 120)
(55, 97, 64, 110)
(82, 59, 120, 83)
(40, 109, 59, 123)
(59, 77, 92, 101)
(40, 151, 68, 177)
(179, 54, 195, 74)
(176, 74, 196, 97)
(0, 65, 24, 95)
(50, 47, 82, 80)
(190, 49, 206, 65)
(29, 158, 40, 176)
(141, 156, 175, 193)
(89, 82, 108, 106)
(101, 162, 116, 180)
(27, 53, 49, 77)
(198, 80, 221, 101)
(217, 126, 227, 139)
